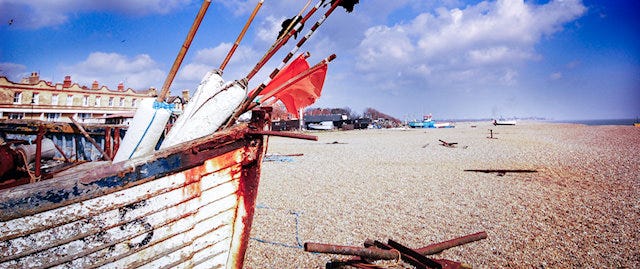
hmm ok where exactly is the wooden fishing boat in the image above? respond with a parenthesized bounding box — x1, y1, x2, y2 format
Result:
(0, 109, 278, 268)
(493, 119, 517, 126)
(307, 121, 334, 130)
(1, 0, 356, 266)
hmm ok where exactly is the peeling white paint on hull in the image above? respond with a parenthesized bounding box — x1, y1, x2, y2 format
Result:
(0, 119, 267, 269)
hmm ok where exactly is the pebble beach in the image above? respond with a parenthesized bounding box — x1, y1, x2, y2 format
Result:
(244, 121, 640, 268)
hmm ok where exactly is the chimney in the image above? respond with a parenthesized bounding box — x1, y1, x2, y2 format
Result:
(92, 81, 99, 90)
(63, 75, 72, 87)
(28, 72, 40, 84)
(117, 82, 124, 92)
(147, 87, 157, 97)
(182, 90, 190, 103)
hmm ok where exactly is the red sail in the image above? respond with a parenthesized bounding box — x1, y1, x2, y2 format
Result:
(258, 62, 328, 115)
(249, 53, 309, 97)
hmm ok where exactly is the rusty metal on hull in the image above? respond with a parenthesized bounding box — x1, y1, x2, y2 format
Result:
(0, 110, 270, 268)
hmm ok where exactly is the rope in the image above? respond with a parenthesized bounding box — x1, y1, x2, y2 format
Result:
(250, 204, 304, 249)
(128, 110, 157, 160)
(16, 148, 37, 182)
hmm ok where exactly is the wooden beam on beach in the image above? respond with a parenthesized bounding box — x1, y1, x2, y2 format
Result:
(464, 169, 537, 176)
(487, 129, 498, 139)
(306, 231, 487, 264)
(439, 139, 457, 148)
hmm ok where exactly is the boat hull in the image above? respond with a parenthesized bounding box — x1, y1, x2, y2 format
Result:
(307, 121, 334, 130)
(0, 112, 269, 268)
(493, 119, 517, 126)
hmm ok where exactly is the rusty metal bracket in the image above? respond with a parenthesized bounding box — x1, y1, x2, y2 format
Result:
(373, 240, 440, 269)
(385, 239, 442, 269)
(307, 231, 486, 268)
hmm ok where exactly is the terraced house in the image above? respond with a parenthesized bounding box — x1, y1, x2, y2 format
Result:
(0, 72, 164, 123)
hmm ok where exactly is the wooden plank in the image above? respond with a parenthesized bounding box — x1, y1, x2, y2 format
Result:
(1, 169, 238, 261)
(1, 144, 252, 267)
(0, 118, 266, 268)
(3, 177, 241, 268)
(0, 134, 251, 221)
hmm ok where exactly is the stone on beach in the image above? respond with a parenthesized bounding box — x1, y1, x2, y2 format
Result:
(245, 122, 640, 268)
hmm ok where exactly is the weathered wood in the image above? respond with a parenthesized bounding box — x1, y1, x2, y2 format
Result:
(0, 115, 267, 268)
(0, 119, 126, 136)
(439, 139, 458, 148)
(34, 126, 45, 180)
(308, 231, 488, 261)
(464, 169, 537, 176)
(68, 117, 112, 161)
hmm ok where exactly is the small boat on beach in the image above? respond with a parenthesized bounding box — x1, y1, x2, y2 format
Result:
(308, 121, 334, 130)
(408, 114, 454, 128)
(434, 122, 455, 128)
(493, 119, 517, 126)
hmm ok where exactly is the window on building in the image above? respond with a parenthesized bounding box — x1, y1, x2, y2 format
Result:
(67, 95, 74, 106)
(119, 97, 125, 107)
(109, 97, 114, 107)
(8, 113, 24, 119)
(52, 94, 59, 105)
(32, 93, 39, 105)
(95, 96, 101, 107)
(132, 98, 137, 107)
(82, 96, 89, 106)
(13, 92, 22, 104)
(45, 113, 61, 122)
(78, 113, 92, 121)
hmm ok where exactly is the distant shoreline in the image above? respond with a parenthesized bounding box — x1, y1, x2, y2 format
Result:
(411, 118, 637, 126)
(548, 118, 638, 126)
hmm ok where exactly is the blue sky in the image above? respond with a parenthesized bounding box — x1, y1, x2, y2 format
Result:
(1, 0, 638, 120)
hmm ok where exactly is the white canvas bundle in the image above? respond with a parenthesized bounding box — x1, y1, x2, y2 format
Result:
(161, 72, 246, 149)
(161, 70, 225, 146)
(112, 98, 172, 162)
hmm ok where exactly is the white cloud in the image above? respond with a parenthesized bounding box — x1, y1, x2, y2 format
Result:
(62, 52, 165, 91)
(550, 72, 563, 80)
(0, 62, 27, 81)
(256, 16, 285, 44)
(356, 0, 586, 89)
(212, 0, 260, 16)
(178, 63, 212, 82)
(174, 43, 261, 92)
(356, 25, 415, 71)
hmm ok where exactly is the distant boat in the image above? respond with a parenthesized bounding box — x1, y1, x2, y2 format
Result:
(493, 119, 517, 126)
(409, 115, 434, 128)
(308, 121, 334, 130)
(434, 122, 455, 128)
(409, 114, 454, 128)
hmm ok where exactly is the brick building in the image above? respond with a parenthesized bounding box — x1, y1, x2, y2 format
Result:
(0, 72, 163, 123)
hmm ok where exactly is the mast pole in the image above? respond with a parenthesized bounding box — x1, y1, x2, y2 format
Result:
(157, 0, 212, 102)
(219, 0, 264, 71)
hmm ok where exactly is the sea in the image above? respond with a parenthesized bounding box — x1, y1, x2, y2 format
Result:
(550, 118, 638, 126)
